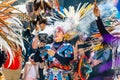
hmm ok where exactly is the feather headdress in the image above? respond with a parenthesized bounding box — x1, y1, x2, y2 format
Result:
(39, 0, 119, 40)
(0, 0, 25, 67)
(39, 2, 93, 40)
(61, 0, 119, 36)
(50, 2, 93, 40)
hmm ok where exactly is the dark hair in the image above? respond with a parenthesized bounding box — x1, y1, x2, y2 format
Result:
(29, 53, 35, 60)
(32, 15, 47, 26)
(0, 50, 7, 67)
(33, 0, 40, 11)
(33, 0, 52, 11)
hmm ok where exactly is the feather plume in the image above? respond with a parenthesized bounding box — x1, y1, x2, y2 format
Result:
(0, 36, 13, 68)
(0, 0, 26, 67)
(48, 0, 118, 41)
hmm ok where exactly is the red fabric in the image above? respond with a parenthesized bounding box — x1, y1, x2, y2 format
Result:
(54, 78, 57, 80)
(4, 55, 20, 69)
(4, 47, 21, 70)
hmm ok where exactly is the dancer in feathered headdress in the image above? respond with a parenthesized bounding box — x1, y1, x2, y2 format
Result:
(93, 0, 120, 79)
(31, 1, 95, 80)
(32, 19, 74, 80)
(32, 0, 120, 80)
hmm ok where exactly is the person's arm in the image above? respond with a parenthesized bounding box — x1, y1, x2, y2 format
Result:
(21, 62, 28, 79)
(54, 53, 73, 65)
(93, 2, 120, 47)
(47, 44, 74, 65)
(54, 45, 74, 65)
(32, 35, 39, 49)
(34, 48, 48, 62)
(96, 17, 114, 46)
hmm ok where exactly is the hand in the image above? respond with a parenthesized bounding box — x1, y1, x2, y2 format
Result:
(47, 50, 55, 56)
(38, 42, 46, 48)
(93, 2, 100, 17)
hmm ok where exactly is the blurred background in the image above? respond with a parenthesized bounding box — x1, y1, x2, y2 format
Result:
(0, 0, 102, 9)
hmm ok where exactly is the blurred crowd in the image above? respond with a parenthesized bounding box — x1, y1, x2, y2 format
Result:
(0, 0, 120, 80)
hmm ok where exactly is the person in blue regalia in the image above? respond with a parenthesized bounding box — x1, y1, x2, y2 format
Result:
(32, 26, 74, 80)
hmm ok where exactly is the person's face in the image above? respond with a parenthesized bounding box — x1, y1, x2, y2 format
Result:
(50, 0, 53, 7)
(34, 8, 41, 15)
(36, 22, 46, 31)
(54, 30, 64, 42)
(30, 59, 36, 64)
(40, 23, 46, 30)
(29, 56, 35, 64)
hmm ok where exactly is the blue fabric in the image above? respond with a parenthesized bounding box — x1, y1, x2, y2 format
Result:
(93, 48, 111, 63)
(45, 42, 74, 63)
(45, 42, 73, 80)
(116, 12, 120, 19)
(116, 0, 120, 12)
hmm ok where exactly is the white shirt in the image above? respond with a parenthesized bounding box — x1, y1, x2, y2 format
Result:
(27, 65, 36, 78)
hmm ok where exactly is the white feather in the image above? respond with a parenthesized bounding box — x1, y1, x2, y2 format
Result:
(63, 8, 69, 17)
(76, 3, 81, 12)
(1, 18, 25, 53)
(0, 36, 13, 68)
(8, 30, 26, 53)
(39, 25, 54, 36)
(5, 17, 24, 34)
